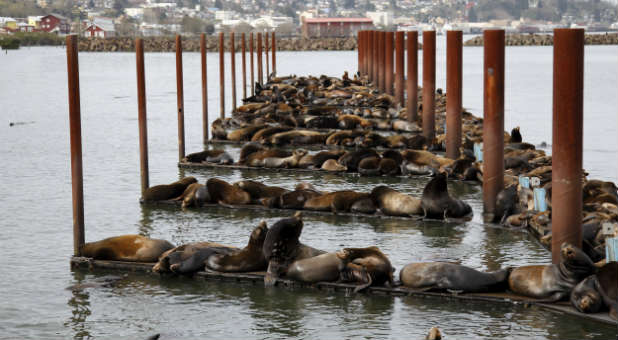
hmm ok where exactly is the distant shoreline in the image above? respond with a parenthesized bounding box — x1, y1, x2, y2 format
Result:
(464, 33, 618, 46)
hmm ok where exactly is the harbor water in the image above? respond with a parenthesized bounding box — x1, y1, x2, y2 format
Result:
(1, 39, 617, 339)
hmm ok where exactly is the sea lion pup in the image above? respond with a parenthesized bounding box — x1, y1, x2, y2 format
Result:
(206, 178, 251, 205)
(183, 149, 232, 164)
(179, 183, 207, 208)
(238, 142, 266, 164)
(399, 262, 512, 293)
(206, 221, 269, 272)
(245, 148, 291, 167)
(570, 275, 603, 314)
(250, 126, 292, 142)
(321, 159, 347, 172)
(153, 242, 237, 274)
(234, 180, 288, 201)
(370, 186, 423, 217)
(80, 235, 174, 262)
(338, 149, 379, 172)
(142, 177, 197, 202)
(337, 246, 395, 292)
(263, 149, 308, 168)
(337, 114, 373, 129)
(262, 212, 326, 285)
(285, 252, 349, 283)
(358, 156, 381, 176)
(227, 124, 268, 142)
(420, 172, 472, 220)
(508, 242, 597, 301)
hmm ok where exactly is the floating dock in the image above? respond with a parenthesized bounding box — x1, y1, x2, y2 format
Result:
(70, 256, 617, 326)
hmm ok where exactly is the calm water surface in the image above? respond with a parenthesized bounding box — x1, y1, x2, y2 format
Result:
(1, 41, 617, 339)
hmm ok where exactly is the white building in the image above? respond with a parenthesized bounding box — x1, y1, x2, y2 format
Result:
(366, 11, 394, 28)
(125, 8, 145, 19)
(215, 11, 234, 21)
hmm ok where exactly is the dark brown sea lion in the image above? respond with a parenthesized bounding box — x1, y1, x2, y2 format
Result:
(421, 172, 472, 220)
(350, 198, 377, 214)
(400, 262, 512, 293)
(304, 116, 339, 129)
(338, 149, 379, 172)
(493, 185, 523, 223)
(370, 186, 422, 217)
(183, 150, 230, 164)
(508, 243, 597, 301)
(234, 180, 288, 201)
(285, 252, 348, 283)
(206, 221, 269, 272)
(378, 158, 399, 175)
(142, 177, 197, 202)
(238, 142, 266, 164)
(338, 114, 373, 129)
(330, 192, 371, 213)
(206, 178, 251, 205)
(262, 212, 325, 285)
(80, 235, 174, 262)
(270, 130, 327, 145)
(312, 150, 346, 168)
(381, 150, 403, 166)
(265, 189, 322, 209)
(510, 126, 522, 143)
(596, 262, 617, 319)
(337, 246, 395, 292)
(250, 126, 292, 142)
(153, 242, 237, 274)
(570, 275, 603, 314)
(358, 156, 381, 176)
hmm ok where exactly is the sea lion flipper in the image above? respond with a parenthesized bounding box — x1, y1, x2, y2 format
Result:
(353, 274, 373, 293)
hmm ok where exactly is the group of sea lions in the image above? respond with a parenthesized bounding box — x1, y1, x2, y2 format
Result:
(140, 174, 473, 220)
(79, 217, 616, 320)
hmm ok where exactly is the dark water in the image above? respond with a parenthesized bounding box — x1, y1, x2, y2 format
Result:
(1, 42, 616, 339)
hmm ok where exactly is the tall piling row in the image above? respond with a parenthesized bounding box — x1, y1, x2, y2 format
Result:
(407, 31, 418, 122)
(265, 32, 269, 79)
(446, 30, 462, 159)
(200, 34, 208, 143)
(136, 38, 149, 197)
(66, 35, 85, 256)
(385, 31, 394, 95)
(272, 32, 276, 76)
(551, 28, 585, 263)
(230, 32, 237, 111)
(482, 30, 505, 220)
(422, 31, 436, 141)
(257, 33, 263, 85)
(175, 35, 185, 161)
(241, 33, 247, 100)
(250, 33, 254, 95)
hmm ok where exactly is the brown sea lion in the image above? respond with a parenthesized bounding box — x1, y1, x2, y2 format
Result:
(142, 177, 197, 202)
(298, 153, 315, 168)
(370, 186, 422, 217)
(206, 221, 269, 272)
(179, 183, 207, 208)
(263, 189, 322, 209)
(392, 119, 421, 132)
(321, 159, 347, 172)
(303, 191, 359, 212)
(400, 262, 512, 293)
(153, 241, 237, 274)
(250, 126, 292, 142)
(338, 149, 379, 172)
(238, 142, 266, 164)
(263, 149, 307, 168)
(312, 150, 346, 168)
(570, 275, 604, 314)
(206, 178, 251, 205)
(245, 149, 291, 167)
(508, 243, 597, 301)
(421, 172, 472, 220)
(596, 262, 617, 319)
(338, 114, 373, 129)
(262, 212, 326, 285)
(331, 192, 372, 213)
(337, 246, 395, 292)
(350, 198, 377, 214)
(211, 119, 227, 140)
(227, 124, 267, 141)
(285, 252, 348, 283)
(325, 130, 365, 145)
(358, 156, 381, 176)
(270, 130, 327, 145)
(80, 235, 174, 262)
(234, 180, 288, 201)
(378, 158, 399, 175)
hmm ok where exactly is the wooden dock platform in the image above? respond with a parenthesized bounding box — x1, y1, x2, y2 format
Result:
(69, 256, 617, 326)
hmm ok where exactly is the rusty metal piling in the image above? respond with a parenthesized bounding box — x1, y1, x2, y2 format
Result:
(482, 30, 505, 220)
(241, 33, 247, 100)
(219, 32, 225, 119)
(257, 33, 263, 86)
(136, 38, 149, 197)
(378, 31, 385, 92)
(200, 34, 208, 143)
(395, 31, 404, 106)
(407, 31, 418, 122)
(272, 32, 276, 76)
(551, 28, 584, 263)
(175, 34, 185, 161)
(66, 35, 85, 256)
(385, 31, 394, 95)
(422, 30, 436, 141)
(372, 31, 378, 85)
(446, 30, 462, 159)
(265, 32, 269, 79)
(250, 32, 254, 95)
(230, 32, 236, 111)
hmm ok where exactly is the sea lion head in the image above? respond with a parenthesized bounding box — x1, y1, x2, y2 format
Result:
(179, 177, 198, 186)
(249, 221, 269, 247)
(560, 242, 596, 278)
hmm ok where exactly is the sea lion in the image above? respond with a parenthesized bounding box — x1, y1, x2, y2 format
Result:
(338, 149, 379, 172)
(263, 149, 307, 168)
(421, 172, 472, 220)
(508, 242, 597, 301)
(381, 150, 403, 167)
(303, 191, 362, 212)
(325, 130, 364, 145)
(265, 189, 322, 209)
(304, 116, 339, 129)
(358, 156, 381, 176)
(285, 252, 348, 283)
(337, 246, 395, 291)
(234, 180, 288, 201)
(245, 149, 291, 167)
(262, 212, 325, 285)
(80, 235, 174, 262)
(153, 242, 237, 274)
(400, 262, 512, 293)
(206, 221, 269, 272)
(510, 126, 522, 143)
(238, 142, 266, 164)
(142, 177, 197, 202)
(211, 119, 227, 139)
(570, 275, 603, 314)
(321, 159, 347, 172)
(350, 198, 377, 214)
(269, 130, 327, 145)
(596, 262, 617, 319)
(206, 178, 251, 205)
(378, 158, 399, 175)
(330, 192, 372, 213)
(338, 114, 373, 129)
(312, 150, 346, 168)
(370, 186, 422, 217)
(250, 126, 292, 142)
(227, 124, 267, 141)
(179, 183, 206, 208)
(183, 150, 232, 164)
(392, 119, 420, 132)
(493, 185, 523, 223)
